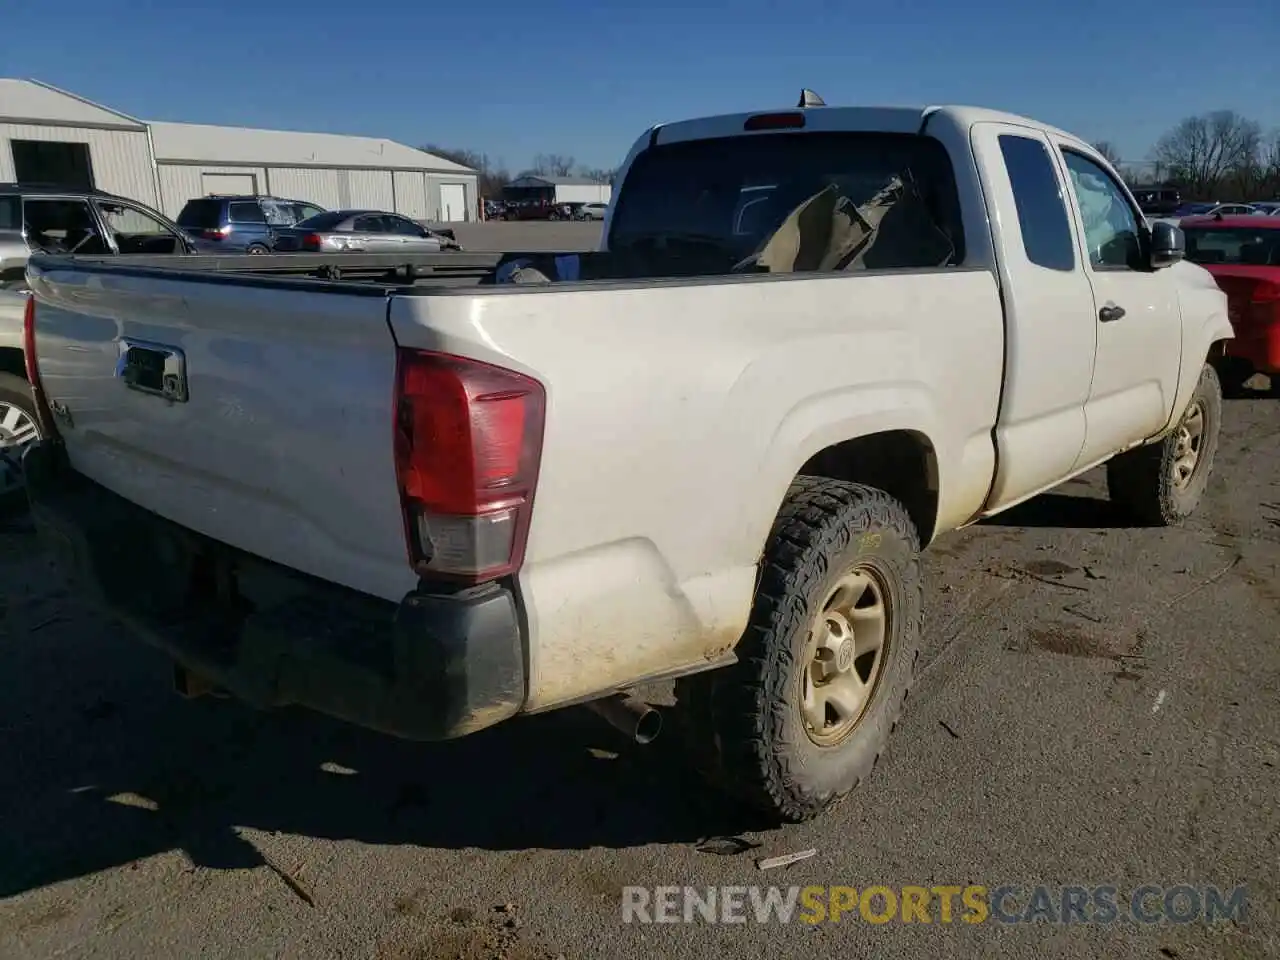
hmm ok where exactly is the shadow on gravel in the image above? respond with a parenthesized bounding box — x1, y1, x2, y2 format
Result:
(0, 556, 775, 897)
(978, 492, 1131, 530)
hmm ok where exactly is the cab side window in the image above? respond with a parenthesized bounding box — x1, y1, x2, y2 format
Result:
(1061, 151, 1142, 270)
(998, 134, 1075, 272)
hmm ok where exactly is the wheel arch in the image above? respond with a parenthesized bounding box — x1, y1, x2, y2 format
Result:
(0, 346, 26, 381)
(792, 429, 940, 545)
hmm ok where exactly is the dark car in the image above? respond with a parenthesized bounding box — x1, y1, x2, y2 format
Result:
(503, 201, 564, 221)
(1, 181, 210, 288)
(176, 195, 326, 254)
(1133, 187, 1181, 216)
(271, 209, 461, 253)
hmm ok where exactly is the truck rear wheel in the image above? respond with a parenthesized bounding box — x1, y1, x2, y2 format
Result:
(1106, 362, 1222, 526)
(674, 477, 922, 822)
(0, 372, 41, 505)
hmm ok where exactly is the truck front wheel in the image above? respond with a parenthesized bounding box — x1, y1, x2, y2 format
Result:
(1106, 362, 1222, 526)
(675, 477, 922, 822)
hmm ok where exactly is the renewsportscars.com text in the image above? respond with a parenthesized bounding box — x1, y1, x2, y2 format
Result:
(621, 884, 1248, 925)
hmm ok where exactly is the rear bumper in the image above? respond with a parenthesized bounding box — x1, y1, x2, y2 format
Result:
(21, 441, 527, 740)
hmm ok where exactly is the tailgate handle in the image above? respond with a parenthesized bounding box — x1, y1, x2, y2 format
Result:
(116, 339, 189, 403)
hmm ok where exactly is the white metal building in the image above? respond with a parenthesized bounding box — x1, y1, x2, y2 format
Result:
(0, 79, 160, 207)
(506, 175, 612, 205)
(149, 122, 478, 222)
(0, 78, 479, 223)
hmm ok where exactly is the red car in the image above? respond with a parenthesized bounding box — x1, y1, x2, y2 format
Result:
(1182, 215, 1280, 394)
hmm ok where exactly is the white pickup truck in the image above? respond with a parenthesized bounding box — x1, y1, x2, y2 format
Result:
(20, 97, 1231, 822)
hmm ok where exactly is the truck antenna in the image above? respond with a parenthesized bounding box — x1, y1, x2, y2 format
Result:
(797, 89, 826, 108)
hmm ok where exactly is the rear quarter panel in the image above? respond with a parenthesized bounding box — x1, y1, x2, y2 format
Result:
(390, 270, 1004, 708)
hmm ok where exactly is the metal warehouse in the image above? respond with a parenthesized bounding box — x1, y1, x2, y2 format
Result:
(149, 122, 477, 222)
(0, 79, 161, 207)
(0, 78, 479, 222)
(505, 175, 612, 205)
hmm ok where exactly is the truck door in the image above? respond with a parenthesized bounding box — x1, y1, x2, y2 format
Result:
(1048, 142, 1182, 466)
(969, 122, 1097, 510)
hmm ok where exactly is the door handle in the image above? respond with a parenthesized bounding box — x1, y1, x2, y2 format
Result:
(1099, 303, 1126, 323)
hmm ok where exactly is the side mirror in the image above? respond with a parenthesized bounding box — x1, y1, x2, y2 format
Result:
(1149, 220, 1184, 269)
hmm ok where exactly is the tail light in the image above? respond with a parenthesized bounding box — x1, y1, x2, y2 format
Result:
(21, 294, 55, 437)
(21, 294, 38, 384)
(393, 350, 545, 583)
(301, 233, 322, 251)
(200, 226, 230, 240)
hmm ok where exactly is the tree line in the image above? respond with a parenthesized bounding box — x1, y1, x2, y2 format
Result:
(1095, 110, 1280, 200)
(420, 145, 615, 199)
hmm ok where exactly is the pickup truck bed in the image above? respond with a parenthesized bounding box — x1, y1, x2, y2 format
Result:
(20, 100, 1233, 823)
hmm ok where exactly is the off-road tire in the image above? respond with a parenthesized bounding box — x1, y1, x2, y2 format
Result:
(674, 477, 923, 822)
(1107, 363, 1222, 526)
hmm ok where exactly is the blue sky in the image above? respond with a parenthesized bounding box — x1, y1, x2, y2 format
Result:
(7, 0, 1278, 173)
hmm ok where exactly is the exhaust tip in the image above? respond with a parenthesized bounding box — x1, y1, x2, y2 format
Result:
(634, 705, 662, 745)
(586, 693, 663, 745)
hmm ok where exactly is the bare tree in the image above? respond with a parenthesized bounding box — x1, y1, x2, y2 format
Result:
(1152, 111, 1262, 197)
(421, 144, 510, 198)
(1092, 141, 1123, 166)
(578, 167, 617, 184)
(531, 153, 577, 177)
(1264, 131, 1280, 177)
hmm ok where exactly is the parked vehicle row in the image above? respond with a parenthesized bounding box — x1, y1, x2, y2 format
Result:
(484, 199, 608, 221)
(177, 195, 461, 254)
(15, 95, 1241, 826)
(1134, 186, 1280, 220)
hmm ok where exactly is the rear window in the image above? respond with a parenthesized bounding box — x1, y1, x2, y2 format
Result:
(608, 131, 964, 274)
(177, 199, 222, 229)
(1184, 227, 1280, 266)
(0, 195, 20, 231)
(1, 195, 25, 285)
(229, 201, 267, 223)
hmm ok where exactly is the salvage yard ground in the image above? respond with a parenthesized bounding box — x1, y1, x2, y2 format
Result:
(0, 223, 1277, 959)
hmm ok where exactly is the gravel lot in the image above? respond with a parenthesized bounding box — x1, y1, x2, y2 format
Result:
(0, 230, 1276, 958)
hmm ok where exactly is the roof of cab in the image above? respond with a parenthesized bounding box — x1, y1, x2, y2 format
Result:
(651, 104, 1087, 150)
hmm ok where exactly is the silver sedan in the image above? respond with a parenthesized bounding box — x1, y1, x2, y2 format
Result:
(271, 210, 460, 253)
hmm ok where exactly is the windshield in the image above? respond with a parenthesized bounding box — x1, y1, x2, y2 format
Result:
(608, 131, 964, 274)
(1184, 227, 1280, 266)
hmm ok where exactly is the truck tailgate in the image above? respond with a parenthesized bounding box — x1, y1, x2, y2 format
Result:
(28, 265, 417, 602)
